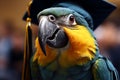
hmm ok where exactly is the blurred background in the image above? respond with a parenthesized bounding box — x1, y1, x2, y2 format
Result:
(0, 0, 120, 80)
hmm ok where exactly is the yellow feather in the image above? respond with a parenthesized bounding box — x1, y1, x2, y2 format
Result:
(33, 38, 57, 67)
(60, 25, 97, 67)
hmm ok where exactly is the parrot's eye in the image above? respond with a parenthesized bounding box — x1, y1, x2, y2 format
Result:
(48, 15, 56, 22)
(69, 15, 74, 22)
(68, 14, 76, 25)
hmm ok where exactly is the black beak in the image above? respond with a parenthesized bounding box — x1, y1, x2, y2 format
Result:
(38, 16, 59, 55)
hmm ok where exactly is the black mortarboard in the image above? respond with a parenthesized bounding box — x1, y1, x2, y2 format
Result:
(23, 0, 116, 30)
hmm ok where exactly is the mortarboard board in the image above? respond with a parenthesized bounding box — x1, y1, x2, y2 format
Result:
(23, 0, 116, 30)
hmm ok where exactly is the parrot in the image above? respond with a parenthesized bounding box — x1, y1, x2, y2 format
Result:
(22, 0, 119, 80)
(30, 3, 119, 80)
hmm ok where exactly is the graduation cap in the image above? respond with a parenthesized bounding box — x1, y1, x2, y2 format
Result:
(23, 0, 116, 30)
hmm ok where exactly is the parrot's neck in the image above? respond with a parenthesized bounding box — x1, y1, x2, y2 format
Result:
(33, 25, 98, 68)
(59, 26, 98, 67)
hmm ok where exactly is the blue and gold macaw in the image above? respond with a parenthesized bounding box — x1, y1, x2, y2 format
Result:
(22, 0, 119, 80)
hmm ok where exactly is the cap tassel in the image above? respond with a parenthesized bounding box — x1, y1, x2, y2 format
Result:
(22, 1, 33, 80)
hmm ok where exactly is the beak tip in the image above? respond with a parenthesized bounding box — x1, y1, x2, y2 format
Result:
(43, 51, 47, 56)
(38, 37, 47, 56)
(40, 44, 47, 56)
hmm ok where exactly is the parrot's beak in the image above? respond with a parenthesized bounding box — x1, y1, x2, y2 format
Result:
(38, 16, 68, 55)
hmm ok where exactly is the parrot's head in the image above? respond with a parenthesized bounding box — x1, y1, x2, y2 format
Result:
(37, 4, 96, 56)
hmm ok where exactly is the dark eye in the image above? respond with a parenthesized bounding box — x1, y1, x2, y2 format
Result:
(48, 15, 56, 22)
(69, 15, 75, 22)
(68, 14, 76, 25)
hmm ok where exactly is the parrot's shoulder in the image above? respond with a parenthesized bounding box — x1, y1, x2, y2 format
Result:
(30, 56, 43, 80)
(92, 56, 119, 80)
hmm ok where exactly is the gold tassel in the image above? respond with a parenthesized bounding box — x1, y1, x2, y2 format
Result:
(22, 1, 32, 80)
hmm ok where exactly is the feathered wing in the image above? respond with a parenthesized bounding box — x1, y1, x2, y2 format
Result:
(30, 57, 43, 80)
(92, 57, 119, 80)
